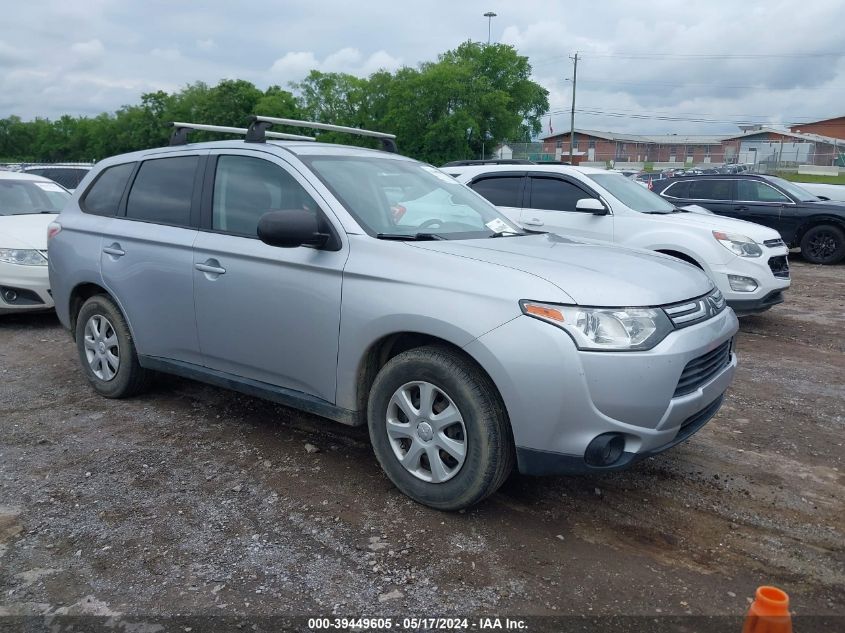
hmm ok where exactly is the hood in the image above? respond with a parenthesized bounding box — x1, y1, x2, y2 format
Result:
(805, 198, 845, 213)
(0, 213, 57, 250)
(410, 233, 713, 307)
(651, 210, 782, 241)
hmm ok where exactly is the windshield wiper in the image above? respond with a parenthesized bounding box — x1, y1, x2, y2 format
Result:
(376, 232, 445, 241)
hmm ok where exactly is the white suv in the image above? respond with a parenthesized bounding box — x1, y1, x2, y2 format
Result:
(447, 165, 790, 316)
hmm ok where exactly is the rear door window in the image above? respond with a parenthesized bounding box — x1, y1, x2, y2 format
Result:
(126, 156, 198, 227)
(689, 179, 733, 201)
(470, 176, 525, 207)
(529, 177, 592, 212)
(81, 163, 136, 217)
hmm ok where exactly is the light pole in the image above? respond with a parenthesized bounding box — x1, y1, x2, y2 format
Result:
(483, 11, 497, 45)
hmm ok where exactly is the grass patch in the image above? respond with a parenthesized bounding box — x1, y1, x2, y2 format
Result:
(774, 171, 845, 185)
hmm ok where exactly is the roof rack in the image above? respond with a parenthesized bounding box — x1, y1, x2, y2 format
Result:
(169, 122, 316, 146)
(247, 115, 398, 153)
(441, 159, 537, 167)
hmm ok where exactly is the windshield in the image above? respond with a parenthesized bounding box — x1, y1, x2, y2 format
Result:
(765, 176, 818, 202)
(302, 156, 522, 238)
(0, 179, 70, 215)
(587, 173, 677, 214)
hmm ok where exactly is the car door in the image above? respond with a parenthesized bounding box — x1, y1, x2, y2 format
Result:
(684, 179, 737, 216)
(522, 174, 613, 242)
(466, 173, 526, 225)
(192, 151, 346, 403)
(99, 153, 205, 365)
(732, 179, 794, 237)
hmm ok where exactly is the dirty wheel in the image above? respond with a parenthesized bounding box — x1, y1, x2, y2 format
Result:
(75, 295, 151, 398)
(367, 345, 513, 511)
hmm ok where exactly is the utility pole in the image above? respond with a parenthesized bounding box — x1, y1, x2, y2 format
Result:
(569, 52, 579, 164)
(484, 12, 497, 45)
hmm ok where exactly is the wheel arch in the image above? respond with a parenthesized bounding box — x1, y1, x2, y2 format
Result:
(794, 215, 845, 244)
(67, 282, 132, 341)
(654, 248, 705, 269)
(353, 331, 509, 427)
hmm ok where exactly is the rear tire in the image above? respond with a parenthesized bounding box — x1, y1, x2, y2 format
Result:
(367, 345, 514, 511)
(75, 295, 151, 398)
(800, 224, 845, 264)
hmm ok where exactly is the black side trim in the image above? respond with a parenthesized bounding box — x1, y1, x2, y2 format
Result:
(727, 290, 785, 316)
(138, 356, 361, 426)
(516, 394, 725, 476)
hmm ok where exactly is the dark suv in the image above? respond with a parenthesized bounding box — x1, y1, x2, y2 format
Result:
(653, 174, 845, 264)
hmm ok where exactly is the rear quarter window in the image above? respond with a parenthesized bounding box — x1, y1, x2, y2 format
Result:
(80, 163, 136, 216)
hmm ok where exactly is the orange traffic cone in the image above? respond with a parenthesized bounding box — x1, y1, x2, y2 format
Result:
(742, 586, 792, 633)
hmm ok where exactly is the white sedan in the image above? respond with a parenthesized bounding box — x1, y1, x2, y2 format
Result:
(0, 171, 70, 314)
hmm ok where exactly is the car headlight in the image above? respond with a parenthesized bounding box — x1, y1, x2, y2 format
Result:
(712, 231, 762, 257)
(0, 249, 47, 266)
(520, 301, 674, 351)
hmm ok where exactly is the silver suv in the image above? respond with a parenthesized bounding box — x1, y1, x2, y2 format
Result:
(48, 117, 738, 510)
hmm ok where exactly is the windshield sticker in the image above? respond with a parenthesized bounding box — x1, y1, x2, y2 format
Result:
(485, 218, 514, 233)
(420, 165, 458, 183)
(34, 182, 65, 192)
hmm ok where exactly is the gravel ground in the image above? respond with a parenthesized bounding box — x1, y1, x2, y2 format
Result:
(0, 258, 842, 625)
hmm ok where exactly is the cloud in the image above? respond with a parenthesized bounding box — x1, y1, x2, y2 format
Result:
(70, 39, 104, 56)
(268, 48, 403, 82)
(0, 0, 843, 136)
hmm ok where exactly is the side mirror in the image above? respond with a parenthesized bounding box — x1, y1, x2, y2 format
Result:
(575, 198, 608, 215)
(816, 195, 830, 201)
(257, 210, 328, 248)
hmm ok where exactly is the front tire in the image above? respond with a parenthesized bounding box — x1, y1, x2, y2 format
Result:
(75, 295, 150, 398)
(800, 224, 845, 264)
(367, 345, 514, 511)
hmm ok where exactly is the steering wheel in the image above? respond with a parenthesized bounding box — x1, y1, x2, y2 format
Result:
(419, 219, 444, 229)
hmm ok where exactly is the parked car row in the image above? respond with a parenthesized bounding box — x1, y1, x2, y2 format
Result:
(0, 117, 743, 511)
(5, 122, 835, 511)
(652, 174, 845, 264)
(441, 164, 791, 316)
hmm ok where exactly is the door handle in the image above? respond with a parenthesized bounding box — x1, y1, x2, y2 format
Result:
(524, 218, 544, 227)
(103, 243, 125, 257)
(195, 260, 226, 275)
(733, 205, 749, 211)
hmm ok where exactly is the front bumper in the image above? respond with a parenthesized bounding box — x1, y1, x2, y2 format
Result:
(707, 249, 791, 315)
(0, 262, 54, 315)
(464, 307, 738, 475)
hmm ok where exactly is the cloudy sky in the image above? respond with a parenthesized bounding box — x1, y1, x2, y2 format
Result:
(2, 0, 844, 137)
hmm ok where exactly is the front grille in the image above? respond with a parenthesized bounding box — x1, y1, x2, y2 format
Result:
(674, 339, 733, 397)
(768, 255, 790, 278)
(664, 289, 727, 329)
(764, 238, 786, 248)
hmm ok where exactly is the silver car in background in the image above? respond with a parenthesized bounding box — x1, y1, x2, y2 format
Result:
(48, 118, 738, 510)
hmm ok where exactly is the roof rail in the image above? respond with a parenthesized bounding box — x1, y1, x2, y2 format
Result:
(247, 115, 398, 153)
(169, 122, 315, 146)
(441, 159, 537, 167)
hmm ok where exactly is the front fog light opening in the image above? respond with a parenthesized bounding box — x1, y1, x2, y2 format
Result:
(728, 274, 758, 292)
(585, 433, 626, 467)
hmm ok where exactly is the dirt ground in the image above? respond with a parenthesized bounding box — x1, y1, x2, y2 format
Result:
(1, 257, 843, 625)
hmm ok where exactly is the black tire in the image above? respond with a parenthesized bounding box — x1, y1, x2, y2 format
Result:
(367, 345, 514, 511)
(75, 295, 151, 398)
(800, 224, 845, 265)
